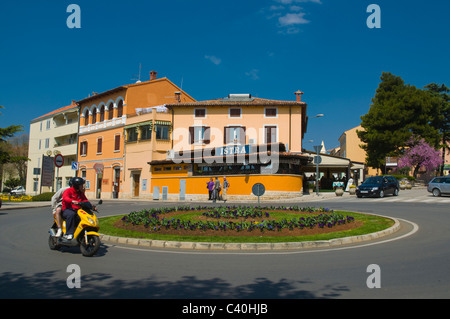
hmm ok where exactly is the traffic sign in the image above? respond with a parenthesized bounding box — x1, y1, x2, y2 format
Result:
(71, 161, 78, 170)
(54, 154, 64, 168)
(313, 156, 322, 164)
(252, 183, 265, 196)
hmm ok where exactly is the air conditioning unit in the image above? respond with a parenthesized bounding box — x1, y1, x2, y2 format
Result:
(166, 149, 174, 160)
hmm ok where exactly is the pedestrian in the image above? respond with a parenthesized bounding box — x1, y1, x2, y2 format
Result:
(213, 177, 221, 203)
(222, 177, 230, 202)
(206, 178, 214, 200)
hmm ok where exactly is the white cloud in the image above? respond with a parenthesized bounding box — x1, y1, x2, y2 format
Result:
(245, 69, 260, 80)
(279, 12, 309, 26)
(204, 55, 222, 65)
(276, 0, 322, 4)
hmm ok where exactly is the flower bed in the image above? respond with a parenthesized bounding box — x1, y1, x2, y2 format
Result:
(117, 206, 357, 237)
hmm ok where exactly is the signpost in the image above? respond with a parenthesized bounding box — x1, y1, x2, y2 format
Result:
(54, 154, 64, 191)
(313, 145, 322, 196)
(252, 183, 265, 204)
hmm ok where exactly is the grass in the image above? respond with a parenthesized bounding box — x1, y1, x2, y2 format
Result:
(99, 210, 395, 244)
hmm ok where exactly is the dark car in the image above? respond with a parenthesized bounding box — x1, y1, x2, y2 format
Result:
(356, 175, 399, 198)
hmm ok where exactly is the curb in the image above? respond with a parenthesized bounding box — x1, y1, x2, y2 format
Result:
(99, 216, 401, 251)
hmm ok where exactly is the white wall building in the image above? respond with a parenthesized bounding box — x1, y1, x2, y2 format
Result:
(26, 101, 79, 194)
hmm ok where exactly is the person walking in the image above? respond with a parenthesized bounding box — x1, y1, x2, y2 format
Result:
(222, 177, 230, 202)
(207, 178, 214, 200)
(213, 177, 221, 203)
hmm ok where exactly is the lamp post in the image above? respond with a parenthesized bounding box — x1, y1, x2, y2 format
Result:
(308, 114, 324, 196)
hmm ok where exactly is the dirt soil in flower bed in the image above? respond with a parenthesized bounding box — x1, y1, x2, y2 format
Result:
(113, 210, 364, 237)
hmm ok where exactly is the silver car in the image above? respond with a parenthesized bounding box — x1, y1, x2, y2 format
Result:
(427, 176, 450, 197)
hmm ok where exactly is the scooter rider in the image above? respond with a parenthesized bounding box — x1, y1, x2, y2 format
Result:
(50, 179, 72, 237)
(61, 177, 89, 240)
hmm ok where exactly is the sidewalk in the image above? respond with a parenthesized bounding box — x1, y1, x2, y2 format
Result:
(0, 191, 342, 210)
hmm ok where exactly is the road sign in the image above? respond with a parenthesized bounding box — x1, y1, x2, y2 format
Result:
(252, 183, 265, 204)
(54, 154, 64, 168)
(313, 156, 322, 164)
(71, 161, 78, 170)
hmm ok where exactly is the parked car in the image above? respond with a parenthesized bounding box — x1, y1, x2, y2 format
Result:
(427, 176, 450, 197)
(356, 175, 399, 198)
(10, 186, 26, 196)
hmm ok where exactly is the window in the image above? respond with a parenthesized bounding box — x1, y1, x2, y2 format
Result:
(265, 107, 277, 118)
(140, 125, 151, 141)
(39, 139, 41, 150)
(40, 122, 42, 131)
(194, 108, 206, 118)
(45, 138, 50, 149)
(229, 108, 241, 118)
(127, 128, 138, 142)
(80, 141, 88, 156)
(224, 126, 246, 144)
(189, 126, 210, 144)
(265, 126, 277, 144)
(108, 103, 114, 120)
(92, 108, 97, 124)
(84, 109, 89, 126)
(117, 100, 123, 117)
(155, 125, 169, 140)
(99, 105, 105, 122)
(97, 137, 102, 154)
(114, 134, 121, 151)
(46, 120, 51, 130)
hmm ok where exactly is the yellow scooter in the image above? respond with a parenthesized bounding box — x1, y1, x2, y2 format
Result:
(48, 200, 102, 257)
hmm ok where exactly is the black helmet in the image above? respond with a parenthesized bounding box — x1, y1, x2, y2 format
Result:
(71, 177, 85, 187)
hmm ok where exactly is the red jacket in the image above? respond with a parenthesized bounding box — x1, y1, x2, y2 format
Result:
(62, 187, 88, 211)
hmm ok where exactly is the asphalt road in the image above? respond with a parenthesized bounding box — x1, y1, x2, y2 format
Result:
(0, 189, 449, 302)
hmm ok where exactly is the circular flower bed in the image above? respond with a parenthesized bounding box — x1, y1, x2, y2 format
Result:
(115, 206, 361, 237)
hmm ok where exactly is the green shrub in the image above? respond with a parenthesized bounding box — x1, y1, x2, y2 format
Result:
(32, 192, 55, 201)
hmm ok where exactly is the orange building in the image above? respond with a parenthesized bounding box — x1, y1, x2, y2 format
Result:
(147, 92, 312, 200)
(76, 71, 195, 199)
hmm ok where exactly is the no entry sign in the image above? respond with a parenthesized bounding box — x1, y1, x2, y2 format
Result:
(54, 154, 64, 168)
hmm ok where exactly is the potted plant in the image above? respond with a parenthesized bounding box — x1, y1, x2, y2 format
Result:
(349, 185, 356, 195)
(335, 187, 344, 196)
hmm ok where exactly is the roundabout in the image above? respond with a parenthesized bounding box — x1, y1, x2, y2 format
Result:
(99, 205, 407, 252)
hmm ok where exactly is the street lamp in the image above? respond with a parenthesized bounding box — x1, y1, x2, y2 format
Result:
(308, 114, 324, 196)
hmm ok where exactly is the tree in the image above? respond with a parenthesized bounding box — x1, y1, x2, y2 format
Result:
(424, 83, 450, 176)
(0, 106, 24, 164)
(398, 136, 442, 178)
(358, 72, 442, 171)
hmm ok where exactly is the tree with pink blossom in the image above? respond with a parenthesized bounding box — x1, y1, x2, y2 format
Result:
(398, 136, 443, 178)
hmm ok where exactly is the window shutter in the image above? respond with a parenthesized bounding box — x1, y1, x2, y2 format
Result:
(204, 127, 211, 144)
(115, 135, 120, 151)
(189, 127, 194, 144)
(97, 138, 102, 153)
(240, 126, 246, 145)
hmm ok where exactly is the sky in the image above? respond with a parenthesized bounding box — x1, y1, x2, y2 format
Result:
(0, 0, 449, 152)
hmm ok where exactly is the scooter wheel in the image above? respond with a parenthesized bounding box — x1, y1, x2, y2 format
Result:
(48, 235, 61, 250)
(80, 235, 101, 257)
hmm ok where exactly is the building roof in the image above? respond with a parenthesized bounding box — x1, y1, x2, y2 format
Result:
(76, 76, 195, 105)
(166, 94, 306, 107)
(31, 101, 78, 123)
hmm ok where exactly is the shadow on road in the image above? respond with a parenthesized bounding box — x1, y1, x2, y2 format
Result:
(0, 271, 349, 299)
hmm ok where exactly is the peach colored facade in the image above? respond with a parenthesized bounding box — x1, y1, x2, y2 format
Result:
(76, 72, 195, 199)
(337, 125, 378, 176)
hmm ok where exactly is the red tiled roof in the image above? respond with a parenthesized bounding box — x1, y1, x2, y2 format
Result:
(166, 96, 306, 107)
(31, 102, 78, 122)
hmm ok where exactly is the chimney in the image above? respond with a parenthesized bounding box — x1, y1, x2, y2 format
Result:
(294, 90, 304, 102)
(150, 71, 157, 81)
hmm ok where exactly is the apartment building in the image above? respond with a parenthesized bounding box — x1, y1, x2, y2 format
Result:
(26, 101, 79, 194)
(147, 91, 312, 200)
(76, 71, 195, 199)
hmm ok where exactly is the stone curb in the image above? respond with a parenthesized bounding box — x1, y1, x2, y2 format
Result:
(99, 216, 401, 251)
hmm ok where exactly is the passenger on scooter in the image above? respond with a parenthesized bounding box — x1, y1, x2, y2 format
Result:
(61, 177, 89, 240)
(50, 179, 72, 237)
